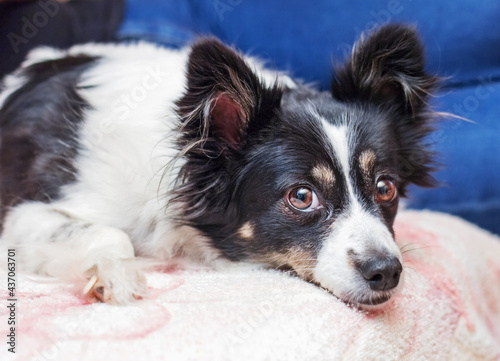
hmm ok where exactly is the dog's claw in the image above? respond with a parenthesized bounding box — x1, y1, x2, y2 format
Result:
(83, 259, 147, 304)
(83, 275, 99, 295)
(92, 282, 113, 303)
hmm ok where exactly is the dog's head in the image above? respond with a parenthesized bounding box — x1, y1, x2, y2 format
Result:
(175, 24, 438, 307)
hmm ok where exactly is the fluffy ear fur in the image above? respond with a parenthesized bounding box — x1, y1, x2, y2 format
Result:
(331, 24, 437, 116)
(332, 24, 439, 189)
(174, 38, 282, 223)
(176, 37, 282, 151)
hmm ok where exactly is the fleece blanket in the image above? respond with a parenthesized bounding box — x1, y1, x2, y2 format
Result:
(1, 210, 500, 361)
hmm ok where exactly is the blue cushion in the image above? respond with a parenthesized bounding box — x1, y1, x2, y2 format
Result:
(407, 83, 500, 235)
(119, 0, 500, 87)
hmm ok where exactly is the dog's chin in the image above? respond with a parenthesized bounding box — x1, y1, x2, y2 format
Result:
(335, 293, 394, 311)
(353, 293, 394, 309)
(323, 283, 400, 310)
(313, 281, 398, 310)
(341, 285, 403, 310)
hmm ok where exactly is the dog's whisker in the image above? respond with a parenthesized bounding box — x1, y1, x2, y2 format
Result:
(401, 245, 441, 255)
(399, 243, 418, 251)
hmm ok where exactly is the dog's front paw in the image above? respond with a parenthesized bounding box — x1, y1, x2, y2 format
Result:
(83, 258, 148, 304)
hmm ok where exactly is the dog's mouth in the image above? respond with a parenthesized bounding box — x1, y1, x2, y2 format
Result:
(331, 272, 402, 309)
(353, 293, 392, 307)
(321, 286, 397, 308)
(271, 250, 403, 309)
(301, 276, 396, 308)
(290, 265, 403, 309)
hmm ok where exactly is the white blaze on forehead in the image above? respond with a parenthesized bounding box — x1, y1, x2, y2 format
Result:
(319, 118, 359, 203)
(316, 114, 402, 255)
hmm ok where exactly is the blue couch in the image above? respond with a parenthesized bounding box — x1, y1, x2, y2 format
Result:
(119, 0, 500, 235)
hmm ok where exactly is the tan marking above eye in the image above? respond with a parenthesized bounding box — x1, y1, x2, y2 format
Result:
(238, 221, 254, 239)
(312, 165, 335, 184)
(359, 150, 376, 182)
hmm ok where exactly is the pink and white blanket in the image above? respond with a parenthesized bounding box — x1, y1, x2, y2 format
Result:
(1, 210, 500, 361)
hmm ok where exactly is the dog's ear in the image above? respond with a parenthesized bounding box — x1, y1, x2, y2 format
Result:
(332, 25, 439, 190)
(176, 37, 282, 151)
(174, 38, 282, 223)
(331, 24, 437, 117)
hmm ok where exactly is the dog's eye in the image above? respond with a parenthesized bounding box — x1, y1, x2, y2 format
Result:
(287, 187, 321, 211)
(375, 179, 397, 203)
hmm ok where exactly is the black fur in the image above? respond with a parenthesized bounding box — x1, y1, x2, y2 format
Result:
(173, 38, 283, 224)
(0, 55, 97, 226)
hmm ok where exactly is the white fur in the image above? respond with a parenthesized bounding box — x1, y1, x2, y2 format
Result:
(21, 46, 66, 66)
(0, 202, 148, 303)
(0, 73, 26, 109)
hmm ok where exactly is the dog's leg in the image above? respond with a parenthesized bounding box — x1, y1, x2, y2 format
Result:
(1, 201, 147, 304)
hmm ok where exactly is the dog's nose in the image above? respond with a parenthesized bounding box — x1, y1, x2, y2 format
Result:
(358, 256, 402, 291)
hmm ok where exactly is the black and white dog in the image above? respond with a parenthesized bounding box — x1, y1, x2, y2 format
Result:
(0, 24, 437, 306)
